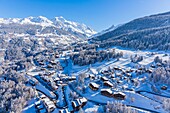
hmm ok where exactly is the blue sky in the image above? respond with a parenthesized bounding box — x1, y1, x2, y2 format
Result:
(1, 0, 170, 31)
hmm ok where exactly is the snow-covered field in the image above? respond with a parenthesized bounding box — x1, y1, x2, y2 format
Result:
(23, 47, 170, 113)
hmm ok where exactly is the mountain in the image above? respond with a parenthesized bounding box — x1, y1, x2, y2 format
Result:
(0, 16, 96, 44)
(91, 11, 170, 50)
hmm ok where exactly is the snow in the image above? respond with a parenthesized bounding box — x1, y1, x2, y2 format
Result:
(101, 88, 112, 94)
(90, 82, 100, 88)
(22, 98, 37, 113)
(35, 83, 56, 99)
(21, 43, 170, 113)
(52, 16, 97, 37)
(0, 16, 96, 40)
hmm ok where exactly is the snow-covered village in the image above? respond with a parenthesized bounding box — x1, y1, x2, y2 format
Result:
(1, 0, 170, 113)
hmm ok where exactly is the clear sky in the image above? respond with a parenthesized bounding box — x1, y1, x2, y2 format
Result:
(1, 0, 170, 32)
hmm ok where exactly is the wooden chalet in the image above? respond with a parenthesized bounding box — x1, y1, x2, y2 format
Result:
(68, 76, 76, 81)
(103, 81, 113, 87)
(113, 92, 126, 100)
(101, 89, 113, 97)
(114, 67, 122, 71)
(101, 76, 109, 81)
(47, 64, 53, 69)
(50, 61, 57, 65)
(89, 82, 100, 91)
(71, 97, 87, 111)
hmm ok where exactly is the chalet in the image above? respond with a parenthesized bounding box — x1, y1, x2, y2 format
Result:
(68, 76, 76, 81)
(151, 64, 156, 68)
(46, 103, 55, 112)
(101, 70, 113, 76)
(101, 76, 109, 81)
(121, 70, 126, 74)
(125, 69, 132, 73)
(55, 54, 60, 58)
(101, 70, 109, 74)
(39, 62, 44, 66)
(110, 74, 115, 78)
(35, 101, 42, 106)
(113, 92, 126, 100)
(146, 69, 153, 73)
(126, 73, 131, 77)
(47, 64, 53, 69)
(117, 80, 123, 84)
(89, 82, 100, 91)
(71, 97, 87, 111)
(42, 98, 55, 112)
(130, 69, 136, 72)
(79, 97, 87, 106)
(161, 85, 167, 90)
(53, 77, 60, 82)
(101, 89, 113, 97)
(40, 95, 46, 99)
(123, 76, 128, 80)
(114, 67, 122, 71)
(50, 61, 57, 65)
(103, 81, 113, 87)
(89, 74, 95, 79)
(88, 68, 98, 75)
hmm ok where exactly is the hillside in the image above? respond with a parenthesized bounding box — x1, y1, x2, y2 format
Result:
(91, 11, 170, 50)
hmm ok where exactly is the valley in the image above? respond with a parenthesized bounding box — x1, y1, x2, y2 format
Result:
(1, 11, 170, 113)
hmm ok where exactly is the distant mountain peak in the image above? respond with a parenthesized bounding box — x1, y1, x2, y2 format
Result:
(0, 16, 97, 40)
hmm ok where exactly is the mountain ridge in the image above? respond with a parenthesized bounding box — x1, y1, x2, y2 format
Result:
(91, 11, 170, 50)
(0, 16, 96, 37)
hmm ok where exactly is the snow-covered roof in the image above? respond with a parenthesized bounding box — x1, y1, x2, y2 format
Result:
(40, 94, 46, 99)
(104, 81, 113, 87)
(101, 88, 112, 94)
(42, 98, 50, 102)
(89, 82, 100, 88)
(72, 101, 79, 108)
(113, 92, 126, 96)
(89, 74, 95, 77)
(46, 103, 55, 108)
(101, 76, 109, 81)
(53, 77, 60, 81)
(79, 97, 87, 103)
(89, 68, 98, 75)
(35, 101, 41, 106)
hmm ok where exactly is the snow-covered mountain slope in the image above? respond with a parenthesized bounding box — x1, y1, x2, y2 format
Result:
(90, 24, 123, 39)
(91, 11, 170, 50)
(52, 16, 96, 37)
(0, 16, 96, 44)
